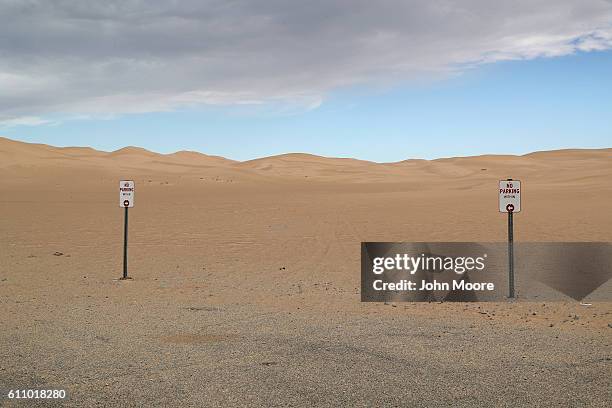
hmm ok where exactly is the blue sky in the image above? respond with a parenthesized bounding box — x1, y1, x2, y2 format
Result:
(1, 1, 611, 162)
(3, 50, 610, 162)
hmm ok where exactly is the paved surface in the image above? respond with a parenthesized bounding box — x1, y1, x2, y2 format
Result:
(1, 297, 611, 407)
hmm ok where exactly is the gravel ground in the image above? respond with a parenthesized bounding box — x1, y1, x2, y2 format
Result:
(1, 293, 610, 407)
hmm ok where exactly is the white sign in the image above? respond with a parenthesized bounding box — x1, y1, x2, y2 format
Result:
(119, 180, 135, 208)
(499, 180, 521, 213)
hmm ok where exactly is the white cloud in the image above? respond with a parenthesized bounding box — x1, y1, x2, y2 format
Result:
(0, 0, 611, 126)
(0, 116, 56, 128)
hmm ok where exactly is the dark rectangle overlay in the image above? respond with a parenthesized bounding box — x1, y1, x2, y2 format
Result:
(361, 242, 612, 302)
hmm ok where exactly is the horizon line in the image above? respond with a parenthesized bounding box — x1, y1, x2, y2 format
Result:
(1, 135, 610, 165)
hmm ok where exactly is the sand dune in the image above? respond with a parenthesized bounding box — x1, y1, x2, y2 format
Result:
(2, 136, 610, 181)
(0, 136, 611, 406)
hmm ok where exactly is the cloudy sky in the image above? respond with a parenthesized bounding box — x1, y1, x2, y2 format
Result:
(1, 0, 611, 161)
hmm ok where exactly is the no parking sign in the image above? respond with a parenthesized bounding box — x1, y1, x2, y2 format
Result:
(499, 180, 520, 213)
(499, 179, 521, 298)
(119, 180, 135, 208)
(119, 180, 134, 280)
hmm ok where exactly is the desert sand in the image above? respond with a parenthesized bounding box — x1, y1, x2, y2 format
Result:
(0, 136, 611, 407)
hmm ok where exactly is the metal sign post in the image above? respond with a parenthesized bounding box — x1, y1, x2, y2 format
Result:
(499, 179, 521, 299)
(119, 181, 135, 280)
(507, 205, 514, 298)
(123, 205, 129, 279)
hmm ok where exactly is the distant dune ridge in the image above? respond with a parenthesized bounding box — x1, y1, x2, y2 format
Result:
(1, 136, 610, 183)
